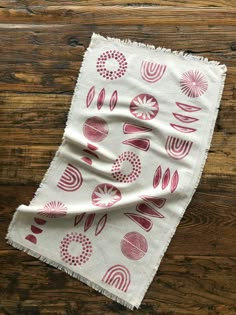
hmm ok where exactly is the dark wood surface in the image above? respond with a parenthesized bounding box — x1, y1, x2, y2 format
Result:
(0, 1, 235, 314)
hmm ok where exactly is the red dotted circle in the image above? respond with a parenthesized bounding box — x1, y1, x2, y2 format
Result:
(96, 50, 127, 80)
(60, 232, 92, 266)
(111, 151, 141, 183)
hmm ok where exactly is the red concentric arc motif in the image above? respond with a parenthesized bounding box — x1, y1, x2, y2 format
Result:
(165, 136, 193, 160)
(180, 70, 208, 98)
(121, 231, 148, 260)
(38, 201, 67, 218)
(60, 232, 92, 266)
(112, 151, 141, 183)
(57, 164, 83, 192)
(96, 50, 127, 80)
(92, 183, 122, 207)
(130, 94, 159, 120)
(102, 265, 131, 292)
(140, 61, 167, 83)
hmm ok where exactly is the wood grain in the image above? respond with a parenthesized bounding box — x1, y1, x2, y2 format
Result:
(1, 0, 236, 7)
(0, 251, 236, 314)
(0, 1, 235, 314)
(0, 7, 236, 25)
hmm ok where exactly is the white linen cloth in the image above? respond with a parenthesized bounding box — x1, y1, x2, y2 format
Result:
(6, 33, 226, 309)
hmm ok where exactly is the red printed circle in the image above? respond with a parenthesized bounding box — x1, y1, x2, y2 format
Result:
(130, 94, 159, 120)
(83, 116, 109, 143)
(121, 231, 148, 260)
(92, 183, 122, 208)
(60, 232, 92, 266)
(96, 50, 128, 80)
(112, 151, 141, 183)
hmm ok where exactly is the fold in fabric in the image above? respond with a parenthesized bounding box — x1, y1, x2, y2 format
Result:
(6, 33, 227, 310)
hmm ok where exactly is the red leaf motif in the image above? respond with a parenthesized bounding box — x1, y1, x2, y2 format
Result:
(153, 165, 162, 188)
(84, 213, 96, 232)
(140, 195, 166, 208)
(97, 88, 105, 110)
(109, 90, 118, 111)
(171, 170, 179, 193)
(162, 168, 170, 190)
(34, 217, 46, 225)
(136, 203, 165, 218)
(125, 213, 153, 232)
(86, 86, 95, 108)
(95, 214, 107, 236)
(165, 136, 193, 160)
(31, 225, 43, 234)
(74, 213, 85, 226)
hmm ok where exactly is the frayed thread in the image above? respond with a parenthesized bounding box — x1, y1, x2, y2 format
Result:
(6, 238, 135, 310)
(92, 33, 227, 70)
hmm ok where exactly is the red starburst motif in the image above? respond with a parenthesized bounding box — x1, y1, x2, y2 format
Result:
(112, 151, 141, 183)
(38, 201, 67, 218)
(92, 183, 122, 207)
(180, 70, 208, 98)
(130, 94, 159, 120)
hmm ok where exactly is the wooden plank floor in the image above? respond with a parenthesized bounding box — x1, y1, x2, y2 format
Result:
(0, 1, 235, 314)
